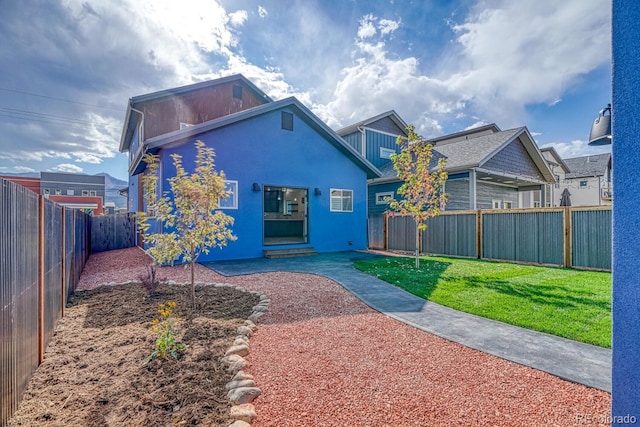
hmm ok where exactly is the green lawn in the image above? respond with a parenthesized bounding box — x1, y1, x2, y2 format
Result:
(354, 256, 612, 348)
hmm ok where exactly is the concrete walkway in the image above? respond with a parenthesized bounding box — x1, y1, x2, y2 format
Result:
(202, 251, 611, 392)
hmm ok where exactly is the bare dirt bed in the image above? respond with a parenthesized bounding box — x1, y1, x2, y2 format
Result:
(10, 247, 612, 427)
(9, 263, 259, 426)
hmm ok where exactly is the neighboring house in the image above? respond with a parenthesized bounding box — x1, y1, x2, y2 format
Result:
(119, 75, 380, 261)
(40, 172, 106, 215)
(533, 147, 571, 207)
(337, 114, 556, 214)
(2, 172, 105, 215)
(0, 175, 41, 193)
(559, 153, 612, 206)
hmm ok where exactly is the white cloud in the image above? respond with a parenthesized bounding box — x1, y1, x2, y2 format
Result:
(464, 120, 489, 130)
(14, 166, 36, 173)
(379, 18, 400, 35)
(258, 6, 268, 18)
(357, 14, 377, 39)
(229, 10, 248, 26)
(542, 141, 610, 160)
(50, 163, 84, 173)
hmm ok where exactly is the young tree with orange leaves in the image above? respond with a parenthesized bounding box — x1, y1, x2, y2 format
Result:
(136, 140, 236, 308)
(388, 125, 448, 268)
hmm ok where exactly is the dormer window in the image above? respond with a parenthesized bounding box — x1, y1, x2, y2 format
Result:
(380, 147, 395, 159)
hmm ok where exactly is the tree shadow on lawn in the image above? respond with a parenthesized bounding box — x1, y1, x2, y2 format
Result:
(459, 275, 611, 312)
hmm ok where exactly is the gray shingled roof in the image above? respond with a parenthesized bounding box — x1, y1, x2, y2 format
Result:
(564, 153, 611, 179)
(433, 127, 523, 170)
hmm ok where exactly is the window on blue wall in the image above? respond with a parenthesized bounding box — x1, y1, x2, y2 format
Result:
(375, 191, 394, 204)
(380, 147, 395, 159)
(330, 189, 353, 212)
(219, 180, 238, 209)
(282, 112, 293, 131)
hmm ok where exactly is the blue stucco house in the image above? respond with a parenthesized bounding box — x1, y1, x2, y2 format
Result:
(337, 111, 556, 217)
(119, 76, 380, 261)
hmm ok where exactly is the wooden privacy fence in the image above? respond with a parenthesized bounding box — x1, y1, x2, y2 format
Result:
(90, 212, 136, 253)
(1, 179, 90, 427)
(380, 206, 612, 271)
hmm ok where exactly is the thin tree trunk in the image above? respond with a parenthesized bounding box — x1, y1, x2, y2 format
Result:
(190, 245, 196, 309)
(415, 220, 420, 268)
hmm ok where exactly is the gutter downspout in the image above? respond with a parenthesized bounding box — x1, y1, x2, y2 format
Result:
(129, 105, 145, 218)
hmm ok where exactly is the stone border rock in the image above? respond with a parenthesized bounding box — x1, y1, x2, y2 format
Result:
(218, 286, 270, 427)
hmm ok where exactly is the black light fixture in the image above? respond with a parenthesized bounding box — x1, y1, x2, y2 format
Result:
(588, 104, 612, 146)
(252, 183, 261, 192)
(314, 187, 322, 196)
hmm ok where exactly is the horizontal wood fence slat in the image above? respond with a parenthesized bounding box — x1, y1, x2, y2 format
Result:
(375, 207, 612, 271)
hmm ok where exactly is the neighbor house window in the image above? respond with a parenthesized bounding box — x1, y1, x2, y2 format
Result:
(380, 147, 395, 160)
(89, 190, 96, 196)
(580, 180, 588, 188)
(82, 190, 89, 196)
(330, 189, 353, 212)
(67, 189, 74, 195)
(375, 191, 394, 205)
(55, 189, 61, 195)
(282, 112, 293, 131)
(503, 201, 513, 209)
(492, 200, 501, 209)
(218, 180, 238, 209)
(533, 201, 541, 208)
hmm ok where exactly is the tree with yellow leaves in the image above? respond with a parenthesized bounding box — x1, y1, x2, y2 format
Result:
(137, 140, 236, 308)
(388, 125, 448, 268)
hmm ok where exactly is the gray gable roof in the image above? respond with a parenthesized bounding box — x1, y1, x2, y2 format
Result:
(564, 153, 611, 179)
(433, 128, 522, 170)
(141, 97, 381, 179)
(375, 127, 554, 183)
(336, 110, 409, 137)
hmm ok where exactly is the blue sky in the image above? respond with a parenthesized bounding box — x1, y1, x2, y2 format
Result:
(0, 0, 611, 181)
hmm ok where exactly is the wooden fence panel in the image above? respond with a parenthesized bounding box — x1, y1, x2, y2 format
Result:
(1, 178, 91, 427)
(572, 207, 612, 270)
(423, 212, 477, 258)
(368, 214, 386, 250)
(91, 212, 136, 253)
(1, 180, 40, 427)
(387, 215, 417, 252)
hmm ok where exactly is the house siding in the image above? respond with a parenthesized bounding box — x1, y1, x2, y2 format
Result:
(482, 138, 543, 181)
(477, 182, 519, 209)
(444, 178, 470, 211)
(365, 130, 401, 168)
(158, 107, 369, 261)
(367, 116, 405, 135)
(368, 181, 402, 215)
(342, 132, 362, 154)
(141, 81, 269, 140)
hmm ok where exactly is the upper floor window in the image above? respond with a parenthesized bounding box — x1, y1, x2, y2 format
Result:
(90, 190, 97, 197)
(330, 189, 353, 212)
(55, 189, 61, 195)
(375, 191, 394, 205)
(503, 201, 513, 209)
(82, 190, 89, 196)
(233, 85, 243, 99)
(282, 112, 293, 131)
(67, 189, 74, 195)
(380, 147, 395, 160)
(580, 180, 588, 188)
(218, 180, 238, 209)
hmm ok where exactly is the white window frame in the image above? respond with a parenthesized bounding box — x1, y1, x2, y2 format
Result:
(492, 199, 501, 209)
(82, 190, 89, 196)
(579, 180, 588, 188)
(375, 191, 394, 205)
(330, 188, 353, 212)
(380, 147, 395, 160)
(67, 189, 74, 195)
(89, 190, 97, 197)
(218, 180, 238, 210)
(503, 201, 513, 209)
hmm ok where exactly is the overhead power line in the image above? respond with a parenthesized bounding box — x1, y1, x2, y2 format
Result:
(0, 87, 123, 112)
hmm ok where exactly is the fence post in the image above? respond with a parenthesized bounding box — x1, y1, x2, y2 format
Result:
(60, 208, 66, 318)
(563, 207, 573, 268)
(38, 195, 45, 364)
(476, 209, 483, 260)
